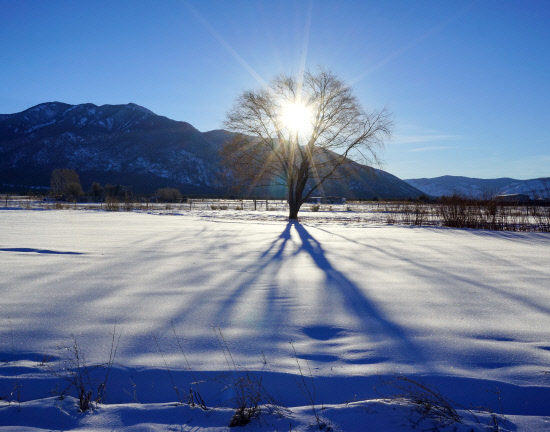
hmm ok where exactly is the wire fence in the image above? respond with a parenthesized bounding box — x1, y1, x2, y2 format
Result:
(2, 195, 549, 232)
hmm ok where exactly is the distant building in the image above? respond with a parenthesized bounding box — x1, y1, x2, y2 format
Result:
(305, 196, 346, 204)
(494, 193, 530, 203)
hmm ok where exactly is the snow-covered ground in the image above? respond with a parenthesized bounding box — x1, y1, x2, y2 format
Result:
(1, 208, 549, 431)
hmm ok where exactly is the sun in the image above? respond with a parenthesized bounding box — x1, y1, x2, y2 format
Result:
(280, 101, 312, 134)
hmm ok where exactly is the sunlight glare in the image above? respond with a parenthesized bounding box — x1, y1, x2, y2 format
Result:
(280, 101, 312, 134)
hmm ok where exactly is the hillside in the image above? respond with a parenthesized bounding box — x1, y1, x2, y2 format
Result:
(499, 177, 550, 199)
(0, 102, 423, 198)
(405, 175, 520, 198)
(0, 102, 220, 194)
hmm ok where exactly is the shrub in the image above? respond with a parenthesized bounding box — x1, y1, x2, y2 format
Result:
(124, 196, 134, 211)
(310, 204, 320, 212)
(155, 188, 182, 203)
(105, 196, 120, 211)
(49, 328, 120, 412)
(376, 374, 471, 429)
(65, 182, 83, 200)
(437, 196, 472, 228)
(290, 340, 326, 430)
(212, 327, 286, 427)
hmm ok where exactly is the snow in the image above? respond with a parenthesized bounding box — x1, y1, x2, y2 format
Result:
(61, 132, 78, 141)
(405, 176, 550, 200)
(405, 181, 485, 198)
(500, 178, 550, 199)
(127, 157, 175, 180)
(62, 105, 79, 117)
(98, 117, 115, 130)
(128, 103, 155, 116)
(25, 119, 57, 134)
(105, 160, 122, 171)
(1, 209, 549, 431)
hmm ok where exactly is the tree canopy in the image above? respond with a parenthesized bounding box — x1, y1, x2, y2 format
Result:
(222, 68, 392, 219)
(50, 168, 83, 200)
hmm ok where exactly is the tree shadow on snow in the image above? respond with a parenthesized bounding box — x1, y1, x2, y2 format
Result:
(211, 220, 426, 365)
(211, 222, 295, 334)
(291, 221, 425, 364)
(0, 247, 84, 255)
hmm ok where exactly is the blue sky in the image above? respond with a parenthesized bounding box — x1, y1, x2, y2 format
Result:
(1, 0, 549, 180)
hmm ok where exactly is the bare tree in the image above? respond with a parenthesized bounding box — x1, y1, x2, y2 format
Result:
(155, 187, 182, 203)
(534, 177, 550, 201)
(222, 67, 392, 219)
(50, 168, 83, 201)
(91, 182, 102, 202)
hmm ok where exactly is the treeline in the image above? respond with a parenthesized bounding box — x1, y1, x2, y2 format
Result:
(49, 169, 184, 203)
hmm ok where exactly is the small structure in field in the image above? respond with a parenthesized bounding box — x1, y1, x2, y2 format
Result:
(494, 193, 530, 203)
(305, 196, 346, 205)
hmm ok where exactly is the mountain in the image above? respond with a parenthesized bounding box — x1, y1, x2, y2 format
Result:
(0, 102, 221, 194)
(0, 102, 424, 198)
(498, 178, 550, 199)
(309, 160, 424, 200)
(404, 176, 520, 198)
(405, 175, 550, 199)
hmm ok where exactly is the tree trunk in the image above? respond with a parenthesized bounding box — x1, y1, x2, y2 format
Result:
(289, 201, 300, 219)
(288, 183, 298, 219)
(287, 158, 310, 220)
(289, 189, 305, 219)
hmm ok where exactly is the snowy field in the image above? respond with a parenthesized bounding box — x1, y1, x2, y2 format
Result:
(1, 208, 550, 431)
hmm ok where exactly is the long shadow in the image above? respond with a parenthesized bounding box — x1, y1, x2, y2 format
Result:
(292, 222, 426, 364)
(206, 221, 426, 364)
(211, 222, 294, 328)
(311, 224, 550, 317)
(467, 229, 550, 244)
(0, 247, 84, 255)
